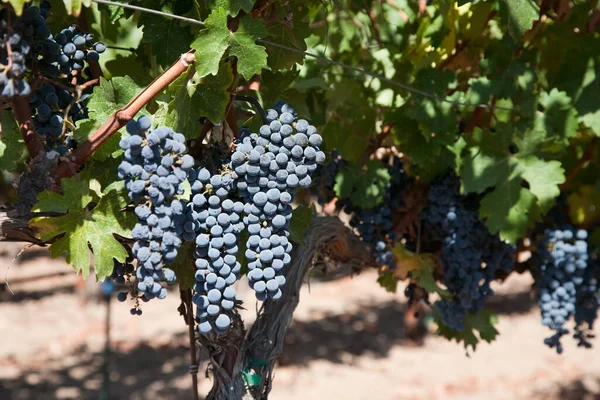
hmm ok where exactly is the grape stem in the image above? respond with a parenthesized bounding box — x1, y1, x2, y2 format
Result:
(358, 122, 395, 165)
(12, 97, 45, 158)
(232, 95, 267, 123)
(52, 51, 196, 184)
(6, 38, 45, 159)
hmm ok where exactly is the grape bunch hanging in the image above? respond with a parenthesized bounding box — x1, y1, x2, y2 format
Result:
(115, 102, 326, 334)
(308, 150, 598, 353)
(0, 2, 106, 159)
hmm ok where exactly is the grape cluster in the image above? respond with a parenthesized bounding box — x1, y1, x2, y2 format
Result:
(420, 172, 515, 332)
(117, 115, 195, 302)
(0, 2, 105, 98)
(189, 167, 245, 334)
(347, 156, 410, 270)
(40, 26, 105, 78)
(535, 227, 597, 353)
(231, 103, 326, 300)
(115, 103, 325, 335)
(0, 2, 104, 155)
(109, 259, 134, 286)
(107, 259, 148, 314)
(0, 4, 48, 97)
(311, 149, 348, 206)
(30, 82, 88, 156)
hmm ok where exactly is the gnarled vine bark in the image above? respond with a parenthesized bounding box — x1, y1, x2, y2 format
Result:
(198, 216, 373, 400)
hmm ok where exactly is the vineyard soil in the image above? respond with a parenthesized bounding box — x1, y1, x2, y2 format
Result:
(1, 243, 599, 400)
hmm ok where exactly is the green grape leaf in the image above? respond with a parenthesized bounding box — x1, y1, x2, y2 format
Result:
(392, 116, 456, 183)
(139, 3, 194, 64)
(568, 185, 600, 225)
(404, 68, 459, 135)
(170, 242, 196, 290)
(377, 270, 398, 293)
(204, 0, 256, 17)
(551, 37, 600, 136)
(536, 89, 579, 140)
(220, 12, 267, 79)
(321, 81, 377, 161)
(74, 77, 143, 161)
(33, 177, 92, 214)
(461, 147, 508, 194)
(519, 156, 565, 213)
(263, 3, 310, 71)
(0, 110, 24, 171)
(289, 204, 313, 246)
(465, 76, 495, 105)
(4, 0, 27, 15)
(461, 147, 565, 243)
(480, 184, 541, 244)
(191, 8, 267, 79)
(90, 6, 145, 83)
(260, 69, 299, 106)
(61, 0, 91, 16)
(501, 0, 539, 40)
(334, 160, 390, 209)
(463, 127, 513, 157)
(166, 61, 234, 130)
(436, 308, 499, 353)
(30, 177, 136, 280)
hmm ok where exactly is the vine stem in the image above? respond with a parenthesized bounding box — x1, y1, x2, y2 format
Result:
(52, 51, 196, 184)
(181, 289, 200, 400)
(12, 97, 44, 158)
(560, 137, 598, 190)
(358, 122, 395, 165)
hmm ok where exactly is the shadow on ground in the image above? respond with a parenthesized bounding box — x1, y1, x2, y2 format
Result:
(0, 337, 199, 400)
(533, 378, 600, 400)
(486, 290, 536, 315)
(279, 299, 416, 366)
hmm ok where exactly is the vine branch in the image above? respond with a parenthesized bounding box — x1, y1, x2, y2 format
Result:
(180, 289, 200, 400)
(52, 51, 196, 183)
(11, 97, 44, 158)
(560, 137, 598, 190)
(198, 216, 374, 400)
(358, 122, 395, 165)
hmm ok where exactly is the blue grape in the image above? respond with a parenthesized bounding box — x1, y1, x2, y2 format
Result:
(117, 117, 195, 302)
(419, 172, 515, 332)
(190, 167, 243, 335)
(231, 101, 325, 301)
(533, 226, 598, 353)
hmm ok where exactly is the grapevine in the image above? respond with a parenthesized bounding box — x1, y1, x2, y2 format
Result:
(0, 1, 598, 399)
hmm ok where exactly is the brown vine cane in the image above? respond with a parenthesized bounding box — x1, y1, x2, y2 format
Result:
(52, 51, 197, 184)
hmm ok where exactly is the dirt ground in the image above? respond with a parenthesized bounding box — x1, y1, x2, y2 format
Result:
(1, 242, 599, 400)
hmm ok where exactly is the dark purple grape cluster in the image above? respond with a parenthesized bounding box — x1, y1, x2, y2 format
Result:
(0, 2, 105, 97)
(116, 103, 325, 335)
(420, 172, 515, 332)
(346, 156, 410, 270)
(534, 227, 598, 353)
(29, 82, 89, 158)
(0, 3, 52, 97)
(117, 115, 195, 303)
(311, 149, 348, 206)
(188, 167, 245, 334)
(39, 26, 105, 78)
(231, 102, 325, 301)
